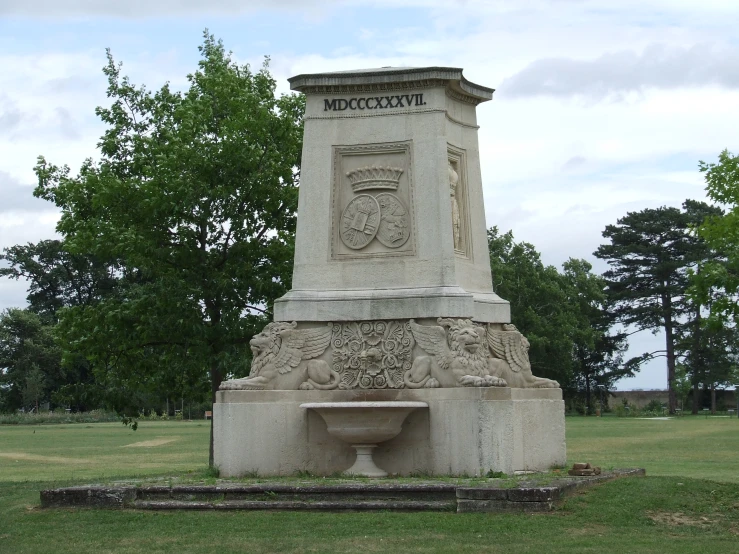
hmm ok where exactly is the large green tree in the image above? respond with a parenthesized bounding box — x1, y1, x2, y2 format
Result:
(594, 200, 721, 413)
(32, 33, 305, 463)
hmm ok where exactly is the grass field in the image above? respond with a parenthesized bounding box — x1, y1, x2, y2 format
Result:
(1, 416, 738, 553)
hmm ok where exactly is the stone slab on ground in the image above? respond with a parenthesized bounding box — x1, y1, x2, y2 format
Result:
(40, 469, 644, 512)
(456, 469, 645, 513)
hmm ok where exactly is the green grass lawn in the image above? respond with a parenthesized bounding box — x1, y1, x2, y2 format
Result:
(0, 421, 209, 482)
(566, 415, 739, 483)
(1, 416, 738, 553)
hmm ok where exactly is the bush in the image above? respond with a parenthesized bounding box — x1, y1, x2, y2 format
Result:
(0, 409, 120, 425)
(644, 399, 665, 413)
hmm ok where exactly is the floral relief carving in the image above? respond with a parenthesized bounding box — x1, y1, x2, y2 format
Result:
(331, 321, 414, 389)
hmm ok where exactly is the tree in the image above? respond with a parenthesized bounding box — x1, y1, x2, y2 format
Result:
(0, 309, 61, 412)
(594, 200, 721, 413)
(0, 239, 118, 324)
(692, 150, 739, 326)
(0, 240, 117, 412)
(560, 259, 632, 413)
(32, 33, 305, 464)
(488, 227, 577, 389)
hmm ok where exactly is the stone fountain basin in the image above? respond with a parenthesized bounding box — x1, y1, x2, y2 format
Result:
(300, 401, 428, 443)
(300, 401, 429, 477)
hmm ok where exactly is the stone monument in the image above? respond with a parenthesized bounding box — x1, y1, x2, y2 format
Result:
(214, 67, 566, 477)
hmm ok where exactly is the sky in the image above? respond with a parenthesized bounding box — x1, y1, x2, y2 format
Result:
(1, 0, 738, 390)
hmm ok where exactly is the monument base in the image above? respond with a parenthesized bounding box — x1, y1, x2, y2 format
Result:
(214, 388, 565, 477)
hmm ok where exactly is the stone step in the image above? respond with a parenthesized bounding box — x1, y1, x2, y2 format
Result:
(137, 483, 458, 503)
(133, 499, 456, 511)
(40, 469, 646, 512)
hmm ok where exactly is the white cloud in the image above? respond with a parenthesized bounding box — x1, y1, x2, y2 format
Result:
(501, 43, 739, 100)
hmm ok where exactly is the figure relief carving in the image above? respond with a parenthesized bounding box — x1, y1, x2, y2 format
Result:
(405, 318, 508, 388)
(331, 321, 414, 389)
(486, 324, 560, 388)
(218, 319, 560, 391)
(219, 322, 339, 391)
(448, 160, 462, 251)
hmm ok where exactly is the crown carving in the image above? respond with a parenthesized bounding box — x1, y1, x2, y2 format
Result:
(346, 165, 404, 192)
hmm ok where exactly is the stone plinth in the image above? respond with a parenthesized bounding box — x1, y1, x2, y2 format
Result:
(214, 388, 565, 477)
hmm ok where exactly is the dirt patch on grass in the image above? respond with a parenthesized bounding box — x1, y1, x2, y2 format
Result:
(567, 524, 608, 536)
(0, 452, 91, 464)
(647, 511, 716, 527)
(122, 437, 178, 448)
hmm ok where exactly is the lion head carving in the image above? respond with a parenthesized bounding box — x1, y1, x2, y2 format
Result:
(249, 322, 296, 376)
(437, 318, 489, 375)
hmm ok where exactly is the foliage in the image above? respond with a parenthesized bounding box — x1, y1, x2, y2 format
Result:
(488, 227, 578, 388)
(488, 228, 631, 403)
(0, 408, 121, 425)
(560, 258, 632, 412)
(0, 239, 118, 324)
(0, 240, 119, 412)
(692, 150, 739, 327)
(593, 200, 722, 413)
(0, 308, 62, 412)
(31, 33, 305, 460)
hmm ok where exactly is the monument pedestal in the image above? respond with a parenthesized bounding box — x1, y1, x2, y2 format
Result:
(214, 66, 567, 478)
(214, 388, 565, 477)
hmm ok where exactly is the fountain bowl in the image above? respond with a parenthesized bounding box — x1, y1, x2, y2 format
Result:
(300, 401, 428, 477)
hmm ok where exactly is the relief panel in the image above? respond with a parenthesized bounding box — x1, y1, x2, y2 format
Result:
(447, 145, 472, 259)
(331, 142, 416, 259)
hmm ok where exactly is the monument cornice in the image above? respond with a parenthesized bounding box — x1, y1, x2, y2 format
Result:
(289, 67, 494, 104)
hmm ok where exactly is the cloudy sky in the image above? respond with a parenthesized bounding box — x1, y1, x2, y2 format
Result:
(2, 0, 737, 391)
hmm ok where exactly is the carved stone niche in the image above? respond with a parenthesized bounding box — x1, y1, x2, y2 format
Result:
(331, 141, 416, 259)
(447, 146, 471, 259)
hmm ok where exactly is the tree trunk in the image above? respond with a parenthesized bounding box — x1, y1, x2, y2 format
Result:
(209, 359, 223, 468)
(662, 291, 677, 414)
(711, 384, 716, 414)
(585, 373, 591, 415)
(692, 381, 700, 414)
(691, 305, 702, 415)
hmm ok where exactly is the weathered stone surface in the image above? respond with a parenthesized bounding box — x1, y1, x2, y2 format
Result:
(219, 318, 559, 392)
(506, 487, 560, 503)
(455, 487, 508, 501)
(40, 486, 136, 509)
(134, 499, 456, 511)
(457, 499, 555, 513)
(40, 469, 645, 512)
(214, 388, 566, 477)
(276, 67, 508, 324)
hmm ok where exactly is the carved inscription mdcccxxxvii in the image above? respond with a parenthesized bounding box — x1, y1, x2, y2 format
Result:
(324, 94, 426, 111)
